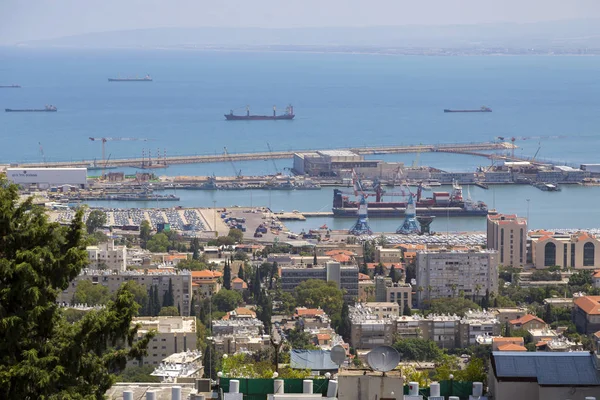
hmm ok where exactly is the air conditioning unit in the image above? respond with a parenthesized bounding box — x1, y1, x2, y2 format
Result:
(195, 378, 211, 392)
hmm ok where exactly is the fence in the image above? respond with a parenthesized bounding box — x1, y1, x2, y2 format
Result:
(220, 378, 474, 399)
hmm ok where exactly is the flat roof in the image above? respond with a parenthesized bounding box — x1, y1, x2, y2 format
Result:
(318, 150, 359, 157)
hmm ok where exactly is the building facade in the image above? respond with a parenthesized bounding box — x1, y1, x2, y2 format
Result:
(58, 269, 192, 316)
(86, 240, 127, 271)
(530, 232, 600, 269)
(280, 261, 359, 301)
(416, 250, 499, 306)
(130, 317, 197, 367)
(374, 276, 412, 311)
(487, 212, 527, 267)
(574, 296, 600, 334)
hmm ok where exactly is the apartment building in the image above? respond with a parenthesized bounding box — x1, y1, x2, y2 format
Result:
(211, 318, 264, 336)
(363, 302, 399, 319)
(573, 295, 600, 334)
(86, 240, 127, 271)
(130, 317, 197, 367)
(58, 269, 192, 315)
(416, 249, 499, 306)
(374, 247, 403, 264)
(374, 276, 412, 311)
(530, 231, 600, 269)
(280, 261, 359, 301)
(487, 212, 527, 267)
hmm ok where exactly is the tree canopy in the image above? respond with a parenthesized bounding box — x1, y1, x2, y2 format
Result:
(294, 280, 344, 319)
(0, 180, 153, 398)
(426, 297, 481, 316)
(146, 232, 170, 253)
(73, 279, 112, 306)
(212, 289, 243, 313)
(86, 209, 107, 234)
(392, 338, 443, 361)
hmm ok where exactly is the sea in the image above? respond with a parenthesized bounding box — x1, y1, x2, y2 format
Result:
(1, 47, 599, 232)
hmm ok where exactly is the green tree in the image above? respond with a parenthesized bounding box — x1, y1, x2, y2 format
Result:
(569, 270, 593, 286)
(203, 342, 221, 380)
(375, 262, 385, 276)
(0, 181, 153, 398)
(256, 290, 273, 334)
(116, 366, 160, 383)
(140, 220, 152, 248)
(389, 265, 400, 283)
(146, 232, 170, 253)
(238, 264, 246, 280)
(190, 237, 201, 260)
(86, 209, 107, 234)
(228, 228, 244, 243)
(177, 258, 207, 271)
(427, 297, 481, 316)
(223, 260, 232, 290)
(392, 338, 443, 361)
(87, 230, 110, 245)
(337, 302, 351, 342)
(287, 325, 318, 350)
(212, 289, 243, 313)
(403, 302, 412, 316)
(122, 280, 149, 315)
(73, 279, 112, 306)
(162, 278, 174, 307)
(159, 306, 180, 316)
(294, 280, 344, 320)
(152, 285, 161, 316)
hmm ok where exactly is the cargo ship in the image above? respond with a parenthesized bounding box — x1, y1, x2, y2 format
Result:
(225, 105, 294, 120)
(0, 84, 21, 88)
(108, 75, 152, 82)
(5, 105, 57, 112)
(332, 182, 488, 217)
(444, 106, 491, 113)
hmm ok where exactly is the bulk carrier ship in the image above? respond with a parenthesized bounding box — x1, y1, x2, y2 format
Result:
(332, 181, 488, 218)
(5, 105, 57, 112)
(444, 106, 492, 113)
(108, 75, 152, 82)
(225, 105, 294, 120)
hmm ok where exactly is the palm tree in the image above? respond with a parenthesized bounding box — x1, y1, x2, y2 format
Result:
(450, 284, 457, 298)
(417, 286, 424, 307)
(427, 285, 433, 301)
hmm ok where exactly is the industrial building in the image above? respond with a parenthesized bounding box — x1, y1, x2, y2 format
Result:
(416, 249, 499, 307)
(487, 212, 528, 267)
(6, 167, 87, 189)
(292, 150, 378, 176)
(280, 261, 359, 301)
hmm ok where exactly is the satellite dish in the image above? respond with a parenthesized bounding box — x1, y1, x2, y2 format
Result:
(330, 345, 346, 366)
(366, 346, 401, 373)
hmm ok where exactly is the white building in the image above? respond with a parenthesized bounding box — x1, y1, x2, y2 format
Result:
(416, 249, 499, 306)
(86, 240, 127, 271)
(6, 167, 87, 189)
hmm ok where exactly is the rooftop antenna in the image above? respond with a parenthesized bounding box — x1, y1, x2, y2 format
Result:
(366, 346, 401, 376)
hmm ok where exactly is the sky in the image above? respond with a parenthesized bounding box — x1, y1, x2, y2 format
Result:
(1, 0, 600, 44)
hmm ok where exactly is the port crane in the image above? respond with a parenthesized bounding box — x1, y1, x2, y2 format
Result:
(266, 142, 281, 175)
(223, 147, 242, 178)
(346, 171, 373, 236)
(89, 137, 149, 176)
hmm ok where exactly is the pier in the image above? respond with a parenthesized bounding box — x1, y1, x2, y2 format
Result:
(16, 141, 515, 169)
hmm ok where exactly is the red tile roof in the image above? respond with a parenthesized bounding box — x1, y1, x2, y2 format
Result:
(191, 270, 223, 279)
(358, 273, 371, 281)
(497, 343, 527, 352)
(575, 296, 600, 315)
(509, 314, 546, 326)
(324, 250, 356, 256)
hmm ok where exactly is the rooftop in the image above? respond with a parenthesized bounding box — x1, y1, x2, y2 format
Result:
(575, 296, 600, 315)
(134, 317, 196, 334)
(509, 314, 547, 326)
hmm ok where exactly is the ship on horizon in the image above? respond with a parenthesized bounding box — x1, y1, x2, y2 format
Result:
(444, 106, 492, 113)
(5, 105, 57, 112)
(225, 105, 295, 121)
(108, 74, 152, 82)
(0, 84, 21, 88)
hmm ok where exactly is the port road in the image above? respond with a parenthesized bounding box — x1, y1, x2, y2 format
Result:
(16, 141, 515, 169)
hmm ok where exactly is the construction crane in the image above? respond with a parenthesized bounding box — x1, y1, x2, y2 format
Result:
(88, 137, 149, 176)
(266, 142, 280, 175)
(496, 135, 568, 159)
(223, 146, 242, 178)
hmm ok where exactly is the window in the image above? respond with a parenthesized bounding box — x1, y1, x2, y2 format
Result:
(544, 242, 556, 267)
(564, 244, 568, 267)
(584, 242, 595, 267)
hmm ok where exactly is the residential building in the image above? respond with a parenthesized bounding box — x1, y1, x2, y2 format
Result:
(222, 307, 256, 320)
(363, 302, 399, 319)
(418, 314, 460, 349)
(293, 307, 330, 330)
(415, 249, 499, 306)
(191, 270, 222, 299)
(349, 304, 396, 349)
(130, 317, 197, 367)
(394, 315, 423, 340)
(86, 240, 127, 271)
(231, 277, 247, 292)
(458, 310, 501, 348)
(358, 274, 374, 302)
(374, 247, 402, 264)
(492, 337, 526, 351)
(489, 352, 600, 400)
(58, 269, 192, 315)
(528, 328, 559, 344)
(213, 334, 271, 355)
(574, 295, 600, 334)
(150, 350, 203, 382)
(487, 212, 527, 267)
(530, 231, 600, 269)
(491, 307, 528, 324)
(374, 276, 412, 311)
(509, 314, 547, 331)
(211, 318, 264, 336)
(280, 261, 359, 301)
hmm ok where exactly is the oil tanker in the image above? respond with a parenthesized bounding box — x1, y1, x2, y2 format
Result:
(444, 106, 492, 113)
(108, 75, 152, 82)
(5, 105, 57, 112)
(225, 105, 294, 120)
(332, 182, 488, 217)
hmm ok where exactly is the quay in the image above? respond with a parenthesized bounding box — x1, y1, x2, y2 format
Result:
(15, 141, 514, 169)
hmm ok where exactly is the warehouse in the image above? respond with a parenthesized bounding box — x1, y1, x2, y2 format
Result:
(6, 168, 88, 189)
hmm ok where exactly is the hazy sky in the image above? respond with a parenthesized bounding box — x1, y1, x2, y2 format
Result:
(1, 0, 600, 44)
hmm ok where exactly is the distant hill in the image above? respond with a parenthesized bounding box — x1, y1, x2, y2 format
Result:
(19, 20, 600, 49)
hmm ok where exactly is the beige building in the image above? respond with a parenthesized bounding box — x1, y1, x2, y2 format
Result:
(416, 249, 499, 306)
(190, 270, 222, 299)
(530, 231, 600, 269)
(374, 247, 403, 264)
(374, 276, 412, 311)
(491, 307, 528, 324)
(130, 316, 197, 367)
(58, 269, 192, 316)
(213, 334, 271, 355)
(362, 302, 399, 319)
(574, 295, 600, 334)
(86, 240, 127, 271)
(280, 261, 359, 301)
(487, 212, 527, 267)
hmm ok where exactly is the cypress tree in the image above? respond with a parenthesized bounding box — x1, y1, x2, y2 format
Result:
(223, 261, 231, 290)
(189, 294, 196, 317)
(313, 249, 318, 266)
(337, 302, 351, 342)
(238, 265, 245, 281)
(152, 285, 161, 316)
(402, 302, 412, 316)
(389, 265, 399, 283)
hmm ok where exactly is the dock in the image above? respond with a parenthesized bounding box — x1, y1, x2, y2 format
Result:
(16, 141, 515, 169)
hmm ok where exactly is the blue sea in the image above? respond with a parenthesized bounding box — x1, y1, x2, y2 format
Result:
(1, 48, 600, 231)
